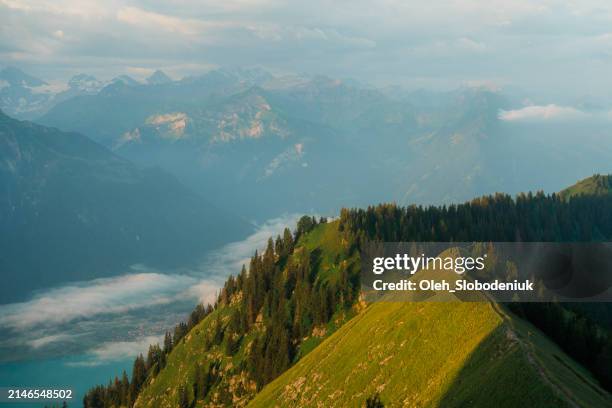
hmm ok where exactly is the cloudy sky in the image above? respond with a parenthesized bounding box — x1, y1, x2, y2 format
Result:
(2, 0, 612, 97)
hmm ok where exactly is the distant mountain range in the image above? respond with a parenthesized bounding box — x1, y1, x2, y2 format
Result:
(29, 67, 612, 221)
(0, 68, 612, 220)
(0, 110, 250, 303)
(2, 66, 612, 221)
(0, 66, 163, 120)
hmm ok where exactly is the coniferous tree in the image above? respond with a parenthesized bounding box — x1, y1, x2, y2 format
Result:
(86, 191, 612, 405)
(178, 385, 189, 408)
(163, 331, 173, 354)
(128, 354, 146, 405)
(366, 393, 384, 408)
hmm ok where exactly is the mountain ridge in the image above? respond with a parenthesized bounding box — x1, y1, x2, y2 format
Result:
(87, 183, 612, 407)
(36, 69, 612, 221)
(560, 174, 612, 200)
(250, 300, 609, 407)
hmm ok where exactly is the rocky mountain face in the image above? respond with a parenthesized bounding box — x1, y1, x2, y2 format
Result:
(0, 67, 108, 120)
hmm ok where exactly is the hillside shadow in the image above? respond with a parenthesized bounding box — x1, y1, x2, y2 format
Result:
(437, 315, 610, 408)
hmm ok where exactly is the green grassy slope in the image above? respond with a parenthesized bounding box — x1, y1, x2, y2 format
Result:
(250, 301, 611, 408)
(133, 212, 612, 408)
(133, 302, 358, 408)
(559, 174, 612, 200)
(134, 305, 252, 407)
(134, 221, 360, 407)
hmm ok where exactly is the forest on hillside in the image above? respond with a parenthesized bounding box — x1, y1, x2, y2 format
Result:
(84, 191, 612, 407)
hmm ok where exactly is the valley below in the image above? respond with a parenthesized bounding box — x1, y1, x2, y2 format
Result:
(0, 214, 300, 406)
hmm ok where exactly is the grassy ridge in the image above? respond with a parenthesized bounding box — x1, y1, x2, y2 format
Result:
(133, 217, 612, 408)
(134, 221, 359, 407)
(560, 174, 612, 200)
(133, 304, 253, 407)
(250, 301, 611, 407)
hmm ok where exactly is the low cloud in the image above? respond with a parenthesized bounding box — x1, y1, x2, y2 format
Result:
(68, 335, 163, 366)
(27, 334, 74, 349)
(197, 213, 302, 277)
(116, 6, 234, 38)
(262, 144, 305, 178)
(0, 272, 198, 330)
(116, 7, 199, 36)
(185, 279, 223, 305)
(27, 80, 69, 94)
(0, 214, 301, 360)
(287, 27, 376, 49)
(498, 104, 589, 122)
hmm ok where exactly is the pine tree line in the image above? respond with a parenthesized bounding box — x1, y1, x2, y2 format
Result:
(85, 191, 612, 406)
(84, 216, 358, 407)
(339, 192, 612, 244)
(84, 302, 216, 407)
(339, 192, 612, 392)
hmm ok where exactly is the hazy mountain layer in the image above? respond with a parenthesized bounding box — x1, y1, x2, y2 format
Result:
(0, 110, 250, 303)
(37, 68, 612, 220)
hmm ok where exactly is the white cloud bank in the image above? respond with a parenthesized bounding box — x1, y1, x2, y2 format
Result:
(498, 104, 589, 122)
(187, 214, 302, 303)
(0, 272, 198, 330)
(8, 0, 612, 94)
(197, 213, 302, 278)
(0, 213, 301, 363)
(58, 214, 301, 365)
(27, 333, 75, 349)
(68, 335, 164, 366)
